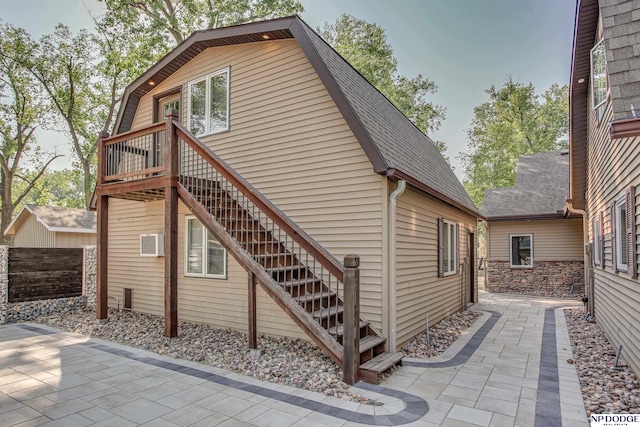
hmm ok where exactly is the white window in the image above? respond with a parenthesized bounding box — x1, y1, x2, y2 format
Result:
(590, 39, 607, 109)
(593, 214, 602, 267)
(188, 67, 230, 136)
(185, 216, 226, 278)
(510, 234, 533, 267)
(615, 197, 628, 272)
(442, 219, 458, 276)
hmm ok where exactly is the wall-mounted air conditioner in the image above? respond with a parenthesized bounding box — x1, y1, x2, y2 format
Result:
(140, 233, 165, 256)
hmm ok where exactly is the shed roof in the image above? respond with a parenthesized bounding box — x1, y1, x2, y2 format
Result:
(481, 151, 569, 220)
(113, 15, 480, 218)
(5, 205, 97, 235)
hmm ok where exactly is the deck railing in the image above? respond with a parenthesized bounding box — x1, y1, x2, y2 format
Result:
(102, 122, 166, 182)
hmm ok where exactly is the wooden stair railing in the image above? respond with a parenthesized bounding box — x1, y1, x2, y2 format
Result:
(100, 115, 403, 384)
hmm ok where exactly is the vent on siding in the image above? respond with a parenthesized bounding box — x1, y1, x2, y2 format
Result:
(123, 288, 133, 311)
(140, 233, 164, 256)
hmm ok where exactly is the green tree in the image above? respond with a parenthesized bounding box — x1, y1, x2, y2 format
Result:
(101, 0, 304, 45)
(319, 14, 446, 136)
(459, 78, 569, 206)
(0, 23, 60, 243)
(18, 169, 85, 209)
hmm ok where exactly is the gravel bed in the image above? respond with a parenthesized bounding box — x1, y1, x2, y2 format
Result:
(401, 310, 481, 358)
(33, 307, 479, 403)
(565, 308, 640, 416)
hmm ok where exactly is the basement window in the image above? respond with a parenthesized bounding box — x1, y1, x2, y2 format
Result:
(188, 67, 230, 136)
(510, 234, 533, 268)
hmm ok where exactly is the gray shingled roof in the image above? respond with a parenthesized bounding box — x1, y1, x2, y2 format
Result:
(25, 205, 96, 232)
(113, 16, 480, 217)
(296, 21, 479, 214)
(480, 151, 569, 219)
(601, 0, 640, 121)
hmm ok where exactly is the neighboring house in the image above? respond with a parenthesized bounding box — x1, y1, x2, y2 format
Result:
(95, 15, 482, 382)
(5, 205, 96, 248)
(568, 0, 640, 374)
(481, 151, 584, 296)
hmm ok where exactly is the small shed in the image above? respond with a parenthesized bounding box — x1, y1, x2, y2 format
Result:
(5, 205, 96, 248)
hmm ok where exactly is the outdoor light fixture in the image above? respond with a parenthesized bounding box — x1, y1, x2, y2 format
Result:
(578, 78, 585, 84)
(149, 81, 156, 86)
(261, 34, 270, 39)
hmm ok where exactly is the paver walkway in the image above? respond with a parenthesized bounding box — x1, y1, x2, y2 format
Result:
(0, 291, 588, 426)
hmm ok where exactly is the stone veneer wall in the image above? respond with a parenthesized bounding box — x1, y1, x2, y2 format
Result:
(0, 245, 96, 324)
(486, 260, 584, 297)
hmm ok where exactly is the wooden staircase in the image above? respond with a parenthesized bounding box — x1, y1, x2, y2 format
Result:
(98, 115, 403, 384)
(179, 175, 402, 384)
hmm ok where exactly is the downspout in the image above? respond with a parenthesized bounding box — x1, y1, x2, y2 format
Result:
(387, 180, 406, 351)
(565, 199, 593, 315)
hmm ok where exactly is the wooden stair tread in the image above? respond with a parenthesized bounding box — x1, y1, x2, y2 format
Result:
(280, 277, 322, 288)
(295, 290, 335, 303)
(359, 352, 404, 373)
(266, 265, 306, 273)
(327, 321, 368, 337)
(359, 335, 386, 353)
(311, 305, 343, 319)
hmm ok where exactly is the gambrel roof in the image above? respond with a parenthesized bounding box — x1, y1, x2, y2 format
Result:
(113, 16, 480, 218)
(481, 151, 569, 220)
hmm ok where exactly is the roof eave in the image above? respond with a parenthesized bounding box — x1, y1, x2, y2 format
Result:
(387, 169, 484, 220)
(486, 212, 566, 222)
(47, 227, 97, 234)
(4, 205, 34, 235)
(569, 0, 599, 211)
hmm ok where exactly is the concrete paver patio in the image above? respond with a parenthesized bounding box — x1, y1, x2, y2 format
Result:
(0, 291, 588, 426)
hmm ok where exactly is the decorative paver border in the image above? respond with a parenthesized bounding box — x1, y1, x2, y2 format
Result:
(402, 310, 502, 368)
(16, 323, 428, 425)
(534, 306, 565, 427)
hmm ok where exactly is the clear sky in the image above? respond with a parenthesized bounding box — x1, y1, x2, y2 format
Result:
(1, 0, 577, 179)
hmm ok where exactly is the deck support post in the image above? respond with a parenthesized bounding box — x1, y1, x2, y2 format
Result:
(96, 194, 109, 322)
(96, 131, 110, 322)
(164, 110, 179, 338)
(343, 254, 360, 385)
(248, 272, 257, 349)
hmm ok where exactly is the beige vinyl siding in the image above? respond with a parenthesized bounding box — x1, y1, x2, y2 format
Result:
(54, 232, 96, 248)
(394, 188, 477, 348)
(127, 39, 385, 330)
(585, 49, 640, 374)
(487, 219, 583, 262)
(107, 198, 307, 339)
(13, 214, 55, 247)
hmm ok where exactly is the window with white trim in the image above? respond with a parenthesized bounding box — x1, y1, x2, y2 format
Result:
(510, 234, 533, 267)
(185, 216, 226, 278)
(442, 219, 458, 276)
(615, 197, 628, 272)
(590, 39, 607, 110)
(593, 214, 602, 267)
(188, 67, 230, 136)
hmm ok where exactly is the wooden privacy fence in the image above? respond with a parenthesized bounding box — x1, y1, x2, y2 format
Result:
(8, 248, 83, 303)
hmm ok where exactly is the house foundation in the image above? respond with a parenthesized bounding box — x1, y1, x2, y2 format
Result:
(486, 260, 584, 297)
